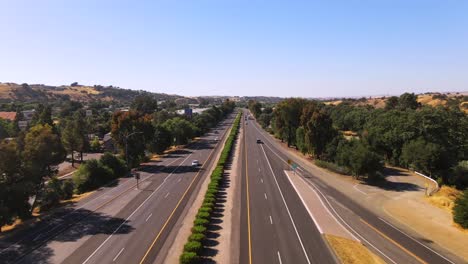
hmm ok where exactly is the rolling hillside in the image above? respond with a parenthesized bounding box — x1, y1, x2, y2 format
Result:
(0, 82, 182, 104)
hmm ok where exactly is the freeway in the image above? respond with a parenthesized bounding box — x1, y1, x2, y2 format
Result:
(242, 109, 459, 264)
(239, 109, 336, 264)
(0, 113, 235, 264)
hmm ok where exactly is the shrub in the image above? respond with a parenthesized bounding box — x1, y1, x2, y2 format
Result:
(61, 179, 74, 199)
(453, 190, 468, 229)
(189, 233, 205, 242)
(315, 159, 350, 175)
(193, 218, 209, 226)
(198, 206, 213, 213)
(204, 197, 216, 204)
(196, 211, 210, 219)
(100, 152, 128, 178)
(191, 225, 207, 234)
(73, 159, 113, 194)
(179, 251, 198, 264)
(184, 241, 203, 254)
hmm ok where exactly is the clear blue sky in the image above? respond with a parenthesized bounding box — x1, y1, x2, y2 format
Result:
(1, 0, 467, 97)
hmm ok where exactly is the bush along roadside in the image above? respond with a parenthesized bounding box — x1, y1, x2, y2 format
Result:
(179, 112, 241, 264)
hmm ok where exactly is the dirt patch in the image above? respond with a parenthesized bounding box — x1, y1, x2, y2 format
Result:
(325, 234, 385, 264)
(426, 186, 462, 212)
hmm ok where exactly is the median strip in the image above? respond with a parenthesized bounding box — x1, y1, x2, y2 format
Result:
(179, 112, 241, 264)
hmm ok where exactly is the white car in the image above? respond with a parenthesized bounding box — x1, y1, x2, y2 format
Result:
(214, 137, 219, 142)
(191, 160, 200, 167)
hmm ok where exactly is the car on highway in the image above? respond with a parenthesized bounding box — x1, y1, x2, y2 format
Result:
(214, 137, 219, 142)
(191, 160, 200, 167)
(256, 139, 262, 144)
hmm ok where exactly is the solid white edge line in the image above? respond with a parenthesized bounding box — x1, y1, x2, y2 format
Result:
(277, 251, 283, 264)
(253, 122, 397, 264)
(294, 173, 359, 241)
(82, 153, 193, 264)
(112, 247, 125, 262)
(378, 217, 455, 264)
(260, 144, 311, 264)
(284, 170, 323, 234)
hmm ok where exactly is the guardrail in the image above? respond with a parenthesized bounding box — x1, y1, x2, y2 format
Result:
(414, 171, 439, 196)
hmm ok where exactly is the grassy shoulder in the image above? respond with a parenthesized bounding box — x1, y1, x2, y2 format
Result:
(426, 186, 462, 212)
(325, 234, 386, 264)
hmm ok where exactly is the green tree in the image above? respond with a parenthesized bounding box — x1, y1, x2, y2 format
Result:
(398, 93, 420, 110)
(163, 117, 196, 145)
(301, 104, 336, 158)
(385, 96, 399, 110)
(0, 141, 31, 230)
(131, 94, 158, 115)
(347, 141, 383, 179)
(273, 98, 308, 147)
(401, 138, 446, 178)
(23, 124, 66, 210)
(295, 127, 307, 154)
(149, 124, 172, 154)
(31, 104, 53, 127)
(453, 190, 468, 229)
(248, 100, 262, 118)
(61, 119, 84, 167)
(111, 111, 154, 168)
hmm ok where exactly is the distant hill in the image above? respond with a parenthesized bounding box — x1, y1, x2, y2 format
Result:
(323, 92, 468, 113)
(0, 82, 182, 104)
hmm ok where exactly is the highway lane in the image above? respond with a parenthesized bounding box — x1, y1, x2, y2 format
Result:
(61, 114, 236, 264)
(4, 114, 235, 264)
(247, 111, 459, 264)
(240, 110, 336, 264)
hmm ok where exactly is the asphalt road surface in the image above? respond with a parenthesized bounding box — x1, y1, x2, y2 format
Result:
(0, 114, 235, 264)
(239, 110, 336, 264)
(241, 109, 459, 264)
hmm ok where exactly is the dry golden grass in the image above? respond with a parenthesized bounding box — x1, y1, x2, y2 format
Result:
(60, 191, 96, 205)
(426, 186, 462, 212)
(325, 234, 386, 264)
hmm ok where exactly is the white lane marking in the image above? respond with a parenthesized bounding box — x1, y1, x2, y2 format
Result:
(264, 193, 268, 200)
(284, 171, 323, 234)
(164, 192, 170, 199)
(145, 213, 153, 222)
(277, 251, 283, 264)
(270, 215, 273, 225)
(260, 144, 311, 264)
(378, 217, 455, 264)
(10, 156, 185, 251)
(353, 184, 368, 196)
(177, 178, 181, 183)
(258, 168, 261, 172)
(82, 153, 193, 264)
(261, 178, 263, 183)
(292, 173, 358, 240)
(308, 181, 396, 264)
(113, 247, 125, 262)
(252, 121, 400, 264)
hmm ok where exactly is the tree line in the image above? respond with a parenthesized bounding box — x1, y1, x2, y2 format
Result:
(0, 96, 236, 231)
(249, 93, 467, 188)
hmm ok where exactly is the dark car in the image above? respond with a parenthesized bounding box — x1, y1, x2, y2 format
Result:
(256, 139, 262, 144)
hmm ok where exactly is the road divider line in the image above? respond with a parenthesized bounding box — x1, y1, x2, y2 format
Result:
(353, 184, 368, 196)
(277, 251, 283, 264)
(260, 178, 263, 183)
(82, 153, 193, 264)
(264, 193, 268, 200)
(260, 144, 311, 264)
(245, 122, 253, 264)
(269, 215, 273, 225)
(112, 248, 125, 262)
(377, 217, 455, 264)
(164, 192, 170, 199)
(361, 219, 427, 264)
(139, 119, 233, 264)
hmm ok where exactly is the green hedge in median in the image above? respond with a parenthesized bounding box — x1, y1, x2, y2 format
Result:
(179, 112, 241, 264)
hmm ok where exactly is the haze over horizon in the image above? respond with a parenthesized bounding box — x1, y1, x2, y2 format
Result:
(1, 0, 467, 98)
